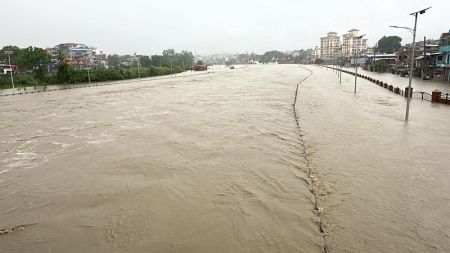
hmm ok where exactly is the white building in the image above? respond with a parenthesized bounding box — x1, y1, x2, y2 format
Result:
(320, 32, 341, 60)
(342, 29, 368, 58)
(312, 46, 321, 59)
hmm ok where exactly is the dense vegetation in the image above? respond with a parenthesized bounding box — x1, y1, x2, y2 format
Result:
(0, 66, 184, 89)
(376, 36, 402, 54)
(0, 46, 189, 89)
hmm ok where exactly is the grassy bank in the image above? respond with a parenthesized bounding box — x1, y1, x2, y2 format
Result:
(0, 66, 185, 89)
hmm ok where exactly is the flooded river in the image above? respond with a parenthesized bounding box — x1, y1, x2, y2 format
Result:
(0, 65, 322, 253)
(1, 65, 449, 252)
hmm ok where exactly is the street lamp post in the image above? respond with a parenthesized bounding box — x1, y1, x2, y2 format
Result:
(134, 53, 141, 79)
(170, 55, 173, 75)
(354, 34, 366, 93)
(138, 61, 141, 79)
(373, 43, 378, 72)
(339, 45, 343, 83)
(137, 58, 141, 80)
(390, 6, 431, 121)
(5, 51, 15, 94)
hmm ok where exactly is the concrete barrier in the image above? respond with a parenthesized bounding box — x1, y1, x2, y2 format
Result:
(432, 90, 441, 102)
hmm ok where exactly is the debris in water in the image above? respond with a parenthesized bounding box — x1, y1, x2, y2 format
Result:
(0, 225, 25, 235)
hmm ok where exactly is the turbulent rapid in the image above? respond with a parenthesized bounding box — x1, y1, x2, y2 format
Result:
(1, 65, 449, 252)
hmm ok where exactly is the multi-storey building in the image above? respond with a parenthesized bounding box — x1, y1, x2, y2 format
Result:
(342, 29, 368, 58)
(320, 32, 340, 60)
(47, 43, 107, 69)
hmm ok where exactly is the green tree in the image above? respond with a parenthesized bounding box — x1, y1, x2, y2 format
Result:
(162, 49, 175, 67)
(180, 50, 194, 68)
(373, 60, 386, 72)
(0, 45, 21, 65)
(151, 55, 164, 67)
(56, 49, 71, 83)
(377, 36, 402, 54)
(16, 47, 50, 68)
(260, 50, 288, 63)
(16, 47, 51, 81)
(139, 55, 152, 67)
(107, 54, 120, 69)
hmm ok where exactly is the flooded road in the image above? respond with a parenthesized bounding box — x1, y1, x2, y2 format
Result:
(342, 66, 450, 94)
(0, 65, 323, 253)
(1, 65, 450, 252)
(299, 66, 450, 252)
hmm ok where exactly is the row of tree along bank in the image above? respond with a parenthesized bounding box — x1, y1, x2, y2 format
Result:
(0, 46, 194, 89)
(0, 66, 185, 90)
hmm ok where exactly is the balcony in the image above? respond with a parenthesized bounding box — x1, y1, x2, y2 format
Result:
(440, 45, 450, 53)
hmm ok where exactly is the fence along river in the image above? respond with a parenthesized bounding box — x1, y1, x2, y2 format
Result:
(1, 64, 450, 252)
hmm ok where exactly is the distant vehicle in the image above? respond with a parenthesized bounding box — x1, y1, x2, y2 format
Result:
(230, 66, 235, 69)
(0, 64, 19, 74)
(194, 65, 208, 71)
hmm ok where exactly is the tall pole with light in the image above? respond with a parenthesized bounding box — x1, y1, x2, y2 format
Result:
(340, 44, 343, 83)
(170, 54, 173, 75)
(5, 51, 15, 94)
(390, 6, 431, 121)
(373, 42, 378, 72)
(137, 56, 141, 79)
(354, 34, 366, 93)
(138, 60, 141, 79)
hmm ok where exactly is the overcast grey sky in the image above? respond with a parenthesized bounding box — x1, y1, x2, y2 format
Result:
(1, 0, 448, 55)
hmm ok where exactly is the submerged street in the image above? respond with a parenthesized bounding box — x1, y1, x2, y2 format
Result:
(1, 65, 449, 252)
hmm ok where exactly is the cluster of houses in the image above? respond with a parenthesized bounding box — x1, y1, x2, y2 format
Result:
(0, 43, 108, 74)
(1, 43, 146, 74)
(359, 31, 450, 82)
(46, 43, 108, 71)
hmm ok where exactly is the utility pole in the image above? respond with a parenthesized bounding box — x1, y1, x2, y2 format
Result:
(405, 14, 419, 121)
(5, 51, 15, 94)
(422, 36, 426, 79)
(340, 45, 343, 83)
(354, 34, 366, 93)
(373, 43, 377, 72)
(390, 7, 431, 121)
(138, 61, 141, 79)
(87, 68, 91, 84)
(137, 58, 141, 79)
(170, 55, 173, 75)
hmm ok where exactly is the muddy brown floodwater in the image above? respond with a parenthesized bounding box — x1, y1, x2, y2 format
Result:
(1, 65, 449, 253)
(0, 65, 323, 253)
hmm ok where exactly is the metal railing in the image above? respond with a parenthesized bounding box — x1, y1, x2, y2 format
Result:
(412, 91, 432, 101)
(323, 65, 449, 105)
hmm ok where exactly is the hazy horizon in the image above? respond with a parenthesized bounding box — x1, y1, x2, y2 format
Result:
(1, 0, 448, 55)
